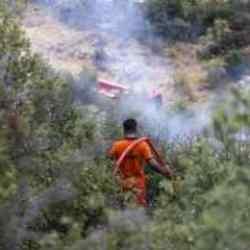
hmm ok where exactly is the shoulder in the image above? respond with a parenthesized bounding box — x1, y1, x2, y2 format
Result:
(111, 139, 128, 150)
(137, 140, 153, 155)
(137, 140, 150, 149)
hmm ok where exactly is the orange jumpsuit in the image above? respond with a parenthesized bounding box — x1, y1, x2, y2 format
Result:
(109, 138, 154, 207)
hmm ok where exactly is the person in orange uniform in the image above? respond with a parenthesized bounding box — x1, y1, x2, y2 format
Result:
(108, 119, 173, 207)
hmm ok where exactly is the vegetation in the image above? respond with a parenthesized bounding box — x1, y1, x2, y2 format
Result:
(145, 0, 250, 99)
(0, 1, 250, 250)
(146, 0, 250, 64)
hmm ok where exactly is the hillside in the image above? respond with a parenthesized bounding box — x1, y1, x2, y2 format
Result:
(22, 3, 176, 103)
(22, 1, 250, 106)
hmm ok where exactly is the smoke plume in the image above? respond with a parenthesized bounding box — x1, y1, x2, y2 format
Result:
(27, 0, 246, 141)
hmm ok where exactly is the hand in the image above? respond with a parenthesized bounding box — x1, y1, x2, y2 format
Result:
(165, 166, 175, 178)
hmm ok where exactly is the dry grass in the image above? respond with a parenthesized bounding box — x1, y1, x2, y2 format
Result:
(175, 69, 207, 101)
(168, 42, 209, 102)
(22, 6, 95, 75)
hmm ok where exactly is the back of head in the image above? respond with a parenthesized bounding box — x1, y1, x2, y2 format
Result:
(123, 118, 137, 134)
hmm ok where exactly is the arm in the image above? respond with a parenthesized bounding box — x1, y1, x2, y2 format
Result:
(148, 158, 173, 178)
(139, 140, 174, 178)
(107, 142, 117, 160)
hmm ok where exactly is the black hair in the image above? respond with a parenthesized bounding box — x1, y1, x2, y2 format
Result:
(123, 118, 137, 133)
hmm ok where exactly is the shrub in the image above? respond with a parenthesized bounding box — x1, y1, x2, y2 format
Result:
(225, 49, 243, 67)
(1, 2, 250, 250)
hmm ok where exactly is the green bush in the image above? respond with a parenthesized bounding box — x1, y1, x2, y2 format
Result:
(145, 0, 233, 34)
(225, 49, 243, 67)
(146, 0, 250, 59)
(1, 2, 250, 250)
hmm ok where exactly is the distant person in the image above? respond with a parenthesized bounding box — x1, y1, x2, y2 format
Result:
(108, 118, 173, 207)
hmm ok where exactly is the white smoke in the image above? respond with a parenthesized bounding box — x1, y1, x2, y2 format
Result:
(117, 93, 215, 141)
(26, 0, 224, 140)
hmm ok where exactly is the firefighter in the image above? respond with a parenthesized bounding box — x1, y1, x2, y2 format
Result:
(108, 118, 173, 207)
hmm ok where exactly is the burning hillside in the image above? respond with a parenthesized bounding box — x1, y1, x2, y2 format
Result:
(22, 1, 176, 104)
(21, 0, 250, 140)
(20, 1, 217, 140)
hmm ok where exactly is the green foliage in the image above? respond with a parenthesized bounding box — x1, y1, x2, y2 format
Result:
(146, 0, 233, 34)
(206, 18, 231, 44)
(0, 0, 29, 17)
(146, 0, 249, 62)
(1, 2, 250, 250)
(225, 49, 243, 67)
(0, 6, 117, 250)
